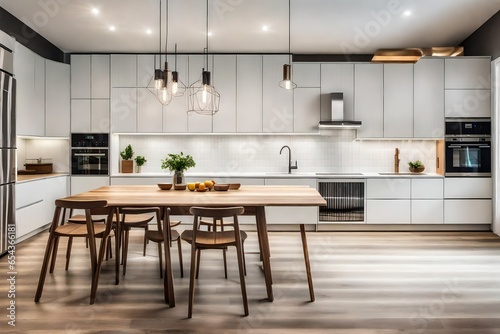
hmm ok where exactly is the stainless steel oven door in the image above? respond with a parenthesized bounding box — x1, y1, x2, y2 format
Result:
(71, 149, 109, 175)
(445, 138, 491, 176)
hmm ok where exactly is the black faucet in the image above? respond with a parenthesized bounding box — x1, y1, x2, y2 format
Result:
(279, 145, 298, 174)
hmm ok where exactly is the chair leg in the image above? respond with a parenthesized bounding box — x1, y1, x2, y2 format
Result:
(65, 237, 73, 271)
(223, 247, 228, 279)
(90, 233, 108, 305)
(49, 236, 60, 273)
(235, 243, 249, 316)
(195, 249, 201, 279)
(122, 229, 130, 276)
(300, 224, 315, 302)
(177, 238, 184, 278)
(188, 247, 198, 318)
(143, 225, 148, 256)
(34, 235, 56, 302)
(158, 242, 163, 279)
(242, 241, 247, 276)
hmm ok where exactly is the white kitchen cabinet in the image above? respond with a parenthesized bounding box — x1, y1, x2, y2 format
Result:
(445, 58, 491, 89)
(444, 90, 491, 117)
(444, 177, 492, 199)
(91, 100, 110, 133)
(411, 179, 443, 199)
(136, 54, 155, 88)
(70, 55, 91, 98)
(110, 88, 137, 133)
(71, 176, 109, 195)
(187, 55, 213, 133)
(320, 64, 354, 122)
(367, 199, 411, 224)
(237, 55, 263, 132)
(262, 55, 293, 133)
(264, 178, 317, 225)
(366, 178, 411, 199)
(163, 55, 188, 133)
(91, 55, 110, 98)
(44, 176, 69, 226)
(45, 59, 70, 137)
(412, 200, 443, 224)
(293, 63, 320, 88)
(111, 55, 137, 87)
(414, 59, 445, 138)
(71, 99, 91, 133)
(14, 42, 35, 136)
(383, 64, 413, 138)
(33, 55, 45, 136)
(16, 179, 45, 240)
(213, 55, 237, 133)
(444, 199, 491, 224)
(354, 64, 383, 138)
(137, 88, 163, 133)
(294, 88, 320, 133)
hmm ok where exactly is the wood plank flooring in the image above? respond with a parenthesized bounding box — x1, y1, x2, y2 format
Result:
(2, 229, 500, 333)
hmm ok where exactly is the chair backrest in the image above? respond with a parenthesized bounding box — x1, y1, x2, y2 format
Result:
(189, 207, 245, 244)
(120, 206, 162, 229)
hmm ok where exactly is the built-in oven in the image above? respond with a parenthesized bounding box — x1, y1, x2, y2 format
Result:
(445, 119, 491, 177)
(71, 134, 109, 175)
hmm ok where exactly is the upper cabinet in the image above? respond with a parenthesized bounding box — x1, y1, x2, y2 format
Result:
(383, 64, 414, 138)
(414, 59, 444, 138)
(262, 55, 293, 133)
(91, 55, 110, 98)
(237, 55, 263, 132)
(45, 60, 70, 137)
(293, 63, 320, 88)
(445, 58, 491, 89)
(15, 42, 70, 137)
(213, 55, 237, 133)
(70, 55, 91, 98)
(111, 55, 137, 88)
(354, 64, 383, 138)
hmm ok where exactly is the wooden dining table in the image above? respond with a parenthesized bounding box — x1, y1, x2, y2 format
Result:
(64, 184, 326, 307)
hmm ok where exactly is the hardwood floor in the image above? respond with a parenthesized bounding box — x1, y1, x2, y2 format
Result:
(2, 229, 500, 333)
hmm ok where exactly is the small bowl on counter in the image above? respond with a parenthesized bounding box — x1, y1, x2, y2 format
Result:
(157, 183, 173, 190)
(174, 184, 187, 190)
(214, 183, 230, 191)
(229, 183, 241, 190)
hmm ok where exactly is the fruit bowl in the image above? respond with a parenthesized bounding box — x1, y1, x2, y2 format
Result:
(214, 183, 229, 191)
(157, 183, 172, 190)
(229, 183, 241, 190)
(196, 188, 208, 192)
(174, 184, 187, 190)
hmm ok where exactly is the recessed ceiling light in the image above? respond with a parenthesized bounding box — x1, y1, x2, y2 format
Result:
(262, 25, 269, 32)
(109, 26, 116, 31)
(403, 10, 412, 16)
(91, 7, 99, 15)
(146, 29, 152, 35)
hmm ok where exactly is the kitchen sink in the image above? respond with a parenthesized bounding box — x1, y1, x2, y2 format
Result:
(378, 172, 427, 175)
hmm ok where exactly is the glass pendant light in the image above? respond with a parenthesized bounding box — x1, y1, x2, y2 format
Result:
(169, 43, 186, 97)
(187, 0, 220, 115)
(279, 0, 296, 90)
(156, 0, 172, 106)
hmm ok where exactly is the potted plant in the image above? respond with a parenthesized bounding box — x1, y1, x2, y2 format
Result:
(408, 160, 425, 173)
(161, 152, 196, 184)
(120, 144, 134, 173)
(134, 155, 147, 173)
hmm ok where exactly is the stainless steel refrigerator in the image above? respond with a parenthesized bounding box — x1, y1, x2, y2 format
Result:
(0, 45, 16, 257)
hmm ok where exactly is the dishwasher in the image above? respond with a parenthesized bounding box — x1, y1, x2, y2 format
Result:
(317, 178, 366, 223)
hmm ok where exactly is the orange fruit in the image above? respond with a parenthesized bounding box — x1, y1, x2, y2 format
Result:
(204, 180, 214, 189)
(198, 183, 206, 191)
(187, 183, 196, 191)
(195, 182, 200, 189)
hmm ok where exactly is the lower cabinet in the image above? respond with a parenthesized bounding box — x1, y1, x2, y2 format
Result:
(411, 200, 443, 224)
(16, 176, 69, 241)
(444, 199, 492, 224)
(264, 178, 317, 225)
(367, 200, 411, 224)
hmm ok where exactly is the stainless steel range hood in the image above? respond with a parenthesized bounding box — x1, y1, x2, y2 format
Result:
(318, 93, 362, 129)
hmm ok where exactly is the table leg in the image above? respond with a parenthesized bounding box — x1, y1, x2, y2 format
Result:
(255, 206, 273, 302)
(114, 208, 120, 285)
(162, 207, 175, 307)
(300, 224, 315, 302)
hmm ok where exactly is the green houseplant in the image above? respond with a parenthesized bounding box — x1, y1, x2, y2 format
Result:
(120, 144, 134, 173)
(408, 160, 425, 173)
(134, 155, 147, 173)
(161, 152, 196, 184)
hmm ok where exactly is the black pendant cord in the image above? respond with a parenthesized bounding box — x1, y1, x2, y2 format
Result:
(288, 0, 291, 64)
(174, 43, 177, 71)
(205, 0, 209, 71)
(157, 0, 162, 68)
(165, 0, 169, 58)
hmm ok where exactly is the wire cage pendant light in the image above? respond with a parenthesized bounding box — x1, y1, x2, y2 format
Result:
(170, 43, 186, 97)
(187, 0, 220, 115)
(279, 0, 296, 90)
(154, 0, 173, 106)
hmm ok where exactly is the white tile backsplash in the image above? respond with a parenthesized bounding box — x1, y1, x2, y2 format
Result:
(119, 135, 437, 174)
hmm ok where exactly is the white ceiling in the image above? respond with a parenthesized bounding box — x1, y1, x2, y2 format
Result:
(1, 0, 500, 54)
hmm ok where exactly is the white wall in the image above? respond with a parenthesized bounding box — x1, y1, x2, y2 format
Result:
(117, 133, 437, 175)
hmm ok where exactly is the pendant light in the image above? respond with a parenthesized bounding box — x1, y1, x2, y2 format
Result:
(279, 0, 296, 90)
(156, 0, 173, 106)
(170, 43, 186, 97)
(186, 0, 220, 115)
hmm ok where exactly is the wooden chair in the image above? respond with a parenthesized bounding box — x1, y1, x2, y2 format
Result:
(34, 199, 115, 305)
(181, 206, 248, 318)
(121, 207, 183, 278)
(198, 218, 247, 278)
